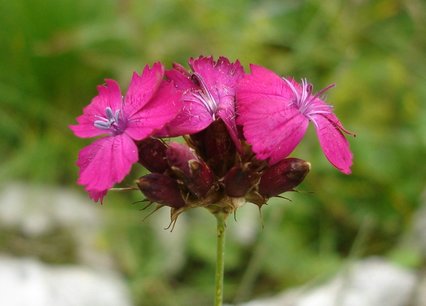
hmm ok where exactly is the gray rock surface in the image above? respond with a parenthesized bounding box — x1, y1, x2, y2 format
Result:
(0, 183, 133, 306)
(405, 189, 426, 306)
(0, 183, 111, 268)
(238, 258, 416, 306)
(406, 190, 426, 257)
(0, 256, 132, 306)
(412, 272, 426, 306)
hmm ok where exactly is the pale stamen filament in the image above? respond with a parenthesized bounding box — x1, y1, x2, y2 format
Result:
(282, 78, 300, 103)
(306, 83, 336, 105)
(284, 77, 334, 118)
(191, 73, 218, 116)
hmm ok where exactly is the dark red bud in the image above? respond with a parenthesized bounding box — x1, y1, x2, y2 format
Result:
(166, 142, 196, 174)
(137, 173, 185, 208)
(137, 138, 169, 173)
(190, 119, 237, 177)
(258, 158, 311, 198)
(166, 142, 214, 198)
(224, 166, 253, 197)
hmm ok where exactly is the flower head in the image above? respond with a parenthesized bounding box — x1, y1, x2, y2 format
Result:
(70, 63, 181, 201)
(237, 64, 353, 174)
(158, 56, 245, 150)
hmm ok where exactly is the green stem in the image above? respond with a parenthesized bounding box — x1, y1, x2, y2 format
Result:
(215, 212, 227, 306)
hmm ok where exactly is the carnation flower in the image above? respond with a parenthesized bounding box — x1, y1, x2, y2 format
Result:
(70, 63, 181, 201)
(158, 56, 245, 149)
(237, 64, 354, 174)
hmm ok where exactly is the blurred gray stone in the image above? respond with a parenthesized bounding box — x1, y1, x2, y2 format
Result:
(412, 271, 426, 306)
(0, 183, 99, 234)
(0, 256, 132, 306)
(0, 183, 112, 268)
(228, 203, 260, 246)
(237, 258, 416, 306)
(151, 207, 188, 275)
(406, 189, 426, 257)
(406, 189, 426, 306)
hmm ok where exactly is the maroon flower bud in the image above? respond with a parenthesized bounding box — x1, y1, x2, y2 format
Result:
(224, 166, 254, 197)
(190, 119, 237, 177)
(137, 173, 185, 208)
(258, 158, 311, 198)
(137, 138, 169, 173)
(166, 142, 214, 198)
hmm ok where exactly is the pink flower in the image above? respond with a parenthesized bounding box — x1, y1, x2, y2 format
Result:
(70, 63, 181, 202)
(158, 56, 245, 149)
(237, 64, 354, 174)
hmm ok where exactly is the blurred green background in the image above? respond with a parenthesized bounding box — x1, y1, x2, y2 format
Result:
(1, 0, 425, 305)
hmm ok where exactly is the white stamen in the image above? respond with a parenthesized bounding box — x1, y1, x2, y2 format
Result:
(93, 107, 122, 131)
(105, 107, 114, 120)
(191, 73, 218, 116)
(282, 78, 300, 102)
(94, 120, 111, 129)
(283, 77, 334, 119)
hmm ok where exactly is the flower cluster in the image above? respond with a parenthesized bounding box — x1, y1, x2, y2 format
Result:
(70, 56, 353, 220)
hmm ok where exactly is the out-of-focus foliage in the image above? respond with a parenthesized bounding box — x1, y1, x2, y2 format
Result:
(1, 0, 425, 305)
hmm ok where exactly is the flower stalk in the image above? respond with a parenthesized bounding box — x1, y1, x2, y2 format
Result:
(214, 212, 228, 306)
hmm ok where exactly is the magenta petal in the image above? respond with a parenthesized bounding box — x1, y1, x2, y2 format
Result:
(70, 79, 123, 138)
(237, 66, 298, 146)
(69, 118, 104, 138)
(87, 189, 108, 203)
(165, 63, 194, 91)
(91, 79, 123, 113)
(160, 56, 244, 143)
(124, 62, 164, 118)
(189, 56, 245, 105)
(237, 64, 294, 99)
(239, 95, 309, 164)
(237, 63, 353, 173)
(237, 65, 310, 163)
(125, 80, 182, 140)
(312, 113, 353, 174)
(217, 107, 241, 151)
(156, 99, 213, 137)
(158, 63, 213, 136)
(77, 134, 138, 193)
(190, 56, 244, 147)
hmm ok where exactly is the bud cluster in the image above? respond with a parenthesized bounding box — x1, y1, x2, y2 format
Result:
(137, 120, 311, 222)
